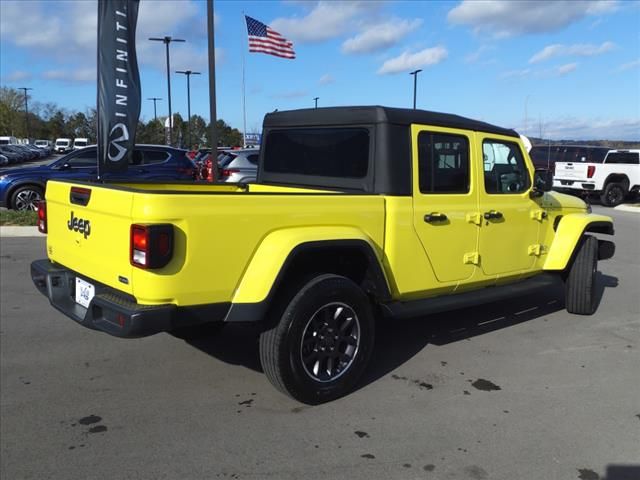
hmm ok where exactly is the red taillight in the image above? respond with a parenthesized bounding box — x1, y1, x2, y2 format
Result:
(221, 168, 240, 177)
(587, 165, 596, 178)
(130, 224, 174, 269)
(36, 200, 47, 234)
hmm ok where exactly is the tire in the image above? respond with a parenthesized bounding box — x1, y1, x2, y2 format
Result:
(565, 235, 598, 315)
(600, 182, 626, 207)
(11, 185, 43, 211)
(259, 274, 375, 404)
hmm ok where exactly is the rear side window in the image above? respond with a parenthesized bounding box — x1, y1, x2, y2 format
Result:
(418, 132, 470, 194)
(247, 154, 259, 165)
(65, 149, 97, 167)
(264, 128, 369, 178)
(141, 150, 169, 165)
(483, 140, 530, 194)
(605, 152, 639, 164)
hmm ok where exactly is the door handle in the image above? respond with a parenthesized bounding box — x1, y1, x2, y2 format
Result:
(424, 212, 448, 223)
(483, 210, 503, 220)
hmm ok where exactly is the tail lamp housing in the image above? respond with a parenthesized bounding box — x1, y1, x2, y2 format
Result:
(130, 224, 174, 269)
(587, 165, 596, 178)
(36, 200, 47, 233)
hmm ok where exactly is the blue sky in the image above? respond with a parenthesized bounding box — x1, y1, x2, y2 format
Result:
(1, 0, 639, 140)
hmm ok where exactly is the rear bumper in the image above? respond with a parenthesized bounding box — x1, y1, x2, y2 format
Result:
(30, 259, 231, 338)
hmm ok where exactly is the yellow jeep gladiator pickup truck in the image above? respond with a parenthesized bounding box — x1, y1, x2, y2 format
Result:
(31, 106, 615, 403)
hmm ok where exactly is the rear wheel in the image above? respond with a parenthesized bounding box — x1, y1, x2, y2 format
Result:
(11, 185, 43, 211)
(565, 235, 598, 315)
(259, 274, 375, 404)
(600, 182, 626, 207)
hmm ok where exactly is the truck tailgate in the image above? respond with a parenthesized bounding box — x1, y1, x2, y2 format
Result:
(45, 181, 134, 295)
(554, 162, 588, 181)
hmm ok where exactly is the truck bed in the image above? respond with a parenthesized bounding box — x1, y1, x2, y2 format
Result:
(44, 180, 386, 307)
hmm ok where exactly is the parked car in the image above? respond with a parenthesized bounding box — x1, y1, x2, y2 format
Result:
(553, 149, 640, 206)
(73, 138, 89, 149)
(0, 136, 18, 145)
(54, 138, 73, 154)
(218, 148, 259, 183)
(0, 144, 195, 210)
(0, 145, 28, 162)
(0, 145, 24, 164)
(529, 145, 609, 172)
(34, 140, 53, 155)
(0, 154, 8, 166)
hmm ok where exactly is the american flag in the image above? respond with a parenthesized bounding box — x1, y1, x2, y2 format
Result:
(245, 15, 295, 59)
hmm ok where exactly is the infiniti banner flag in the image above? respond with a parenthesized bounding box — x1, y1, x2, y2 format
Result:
(97, 0, 141, 175)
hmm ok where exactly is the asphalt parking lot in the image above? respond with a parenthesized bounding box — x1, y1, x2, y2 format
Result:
(1, 206, 638, 480)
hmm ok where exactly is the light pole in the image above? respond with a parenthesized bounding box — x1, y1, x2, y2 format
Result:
(147, 97, 162, 122)
(176, 70, 201, 147)
(314, 97, 319, 109)
(19, 87, 33, 141)
(149, 36, 185, 145)
(409, 69, 422, 109)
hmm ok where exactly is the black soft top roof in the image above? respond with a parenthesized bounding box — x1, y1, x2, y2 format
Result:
(263, 105, 518, 138)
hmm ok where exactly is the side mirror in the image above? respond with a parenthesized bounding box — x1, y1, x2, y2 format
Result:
(530, 169, 553, 198)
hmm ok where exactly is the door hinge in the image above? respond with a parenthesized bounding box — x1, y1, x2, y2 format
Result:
(528, 244, 545, 256)
(530, 209, 548, 221)
(466, 212, 482, 225)
(463, 252, 480, 265)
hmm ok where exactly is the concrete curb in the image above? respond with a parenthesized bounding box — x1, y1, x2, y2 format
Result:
(614, 204, 640, 213)
(0, 226, 42, 237)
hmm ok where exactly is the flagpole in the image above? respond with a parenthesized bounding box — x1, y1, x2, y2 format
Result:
(241, 11, 247, 148)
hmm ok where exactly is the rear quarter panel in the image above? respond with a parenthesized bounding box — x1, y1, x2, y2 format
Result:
(129, 193, 385, 305)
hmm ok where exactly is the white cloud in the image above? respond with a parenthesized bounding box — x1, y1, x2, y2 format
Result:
(499, 68, 532, 79)
(1, 70, 32, 82)
(529, 41, 615, 63)
(319, 74, 335, 85)
(556, 63, 578, 75)
(270, 1, 379, 43)
(377, 46, 448, 75)
(448, 0, 618, 38)
(341, 18, 422, 54)
(543, 117, 640, 141)
(42, 68, 96, 83)
(0, 0, 209, 71)
(618, 59, 640, 71)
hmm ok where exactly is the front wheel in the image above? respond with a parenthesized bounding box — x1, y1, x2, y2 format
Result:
(565, 235, 598, 315)
(259, 274, 375, 404)
(11, 185, 43, 211)
(600, 182, 626, 207)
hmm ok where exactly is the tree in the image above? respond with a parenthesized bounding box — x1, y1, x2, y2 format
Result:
(206, 119, 243, 147)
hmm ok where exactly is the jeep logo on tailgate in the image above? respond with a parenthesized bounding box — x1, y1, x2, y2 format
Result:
(67, 211, 91, 239)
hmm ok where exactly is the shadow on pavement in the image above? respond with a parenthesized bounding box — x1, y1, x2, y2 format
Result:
(176, 272, 619, 390)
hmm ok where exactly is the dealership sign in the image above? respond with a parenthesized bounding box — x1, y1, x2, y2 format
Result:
(97, 0, 141, 175)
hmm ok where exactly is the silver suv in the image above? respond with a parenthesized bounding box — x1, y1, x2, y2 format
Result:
(219, 148, 259, 183)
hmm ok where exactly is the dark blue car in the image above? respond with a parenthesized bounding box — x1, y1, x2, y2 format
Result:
(0, 145, 195, 210)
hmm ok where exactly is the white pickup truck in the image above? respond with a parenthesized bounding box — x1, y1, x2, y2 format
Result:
(553, 149, 640, 206)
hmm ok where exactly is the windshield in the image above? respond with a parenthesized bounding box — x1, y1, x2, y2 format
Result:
(35, 141, 47, 146)
(75, 140, 87, 146)
(56, 140, 70, 146)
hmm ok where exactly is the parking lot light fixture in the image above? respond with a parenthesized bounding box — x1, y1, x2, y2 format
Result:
(314, 97, 319, 109)
(149, 36, 185, 145)
(19, 87, 33, 141)
(147, 97, 162, 122)
(409, 69, 422, 109)
(176, 71, 201, 147)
